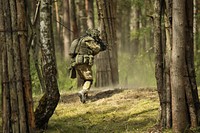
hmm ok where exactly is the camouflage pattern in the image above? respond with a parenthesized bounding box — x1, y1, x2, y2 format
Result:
(74, 35, 101, 93)
(78, 36, 101, 55)
(75, 64, 93, 92)
(86, 29, 100, 38)
(69, 29, 106, 102)
(75, 64, 93, 81)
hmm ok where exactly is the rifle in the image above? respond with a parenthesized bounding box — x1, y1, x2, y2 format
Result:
(94, 37, 108, 51)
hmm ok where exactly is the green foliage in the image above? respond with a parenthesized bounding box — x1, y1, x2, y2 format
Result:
(118, 0, 133, 10)
(118, 51, 156, 87)
(130, 26, 152, 42)
(30, 53, 77, 95)
(56, 56, 77, 92)
(30, 56, 42, 95)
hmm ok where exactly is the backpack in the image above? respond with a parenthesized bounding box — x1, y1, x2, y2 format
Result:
(69, 38, 81, 58)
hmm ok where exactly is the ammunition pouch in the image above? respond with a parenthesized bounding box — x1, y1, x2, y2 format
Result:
(75, 54, 94, 66)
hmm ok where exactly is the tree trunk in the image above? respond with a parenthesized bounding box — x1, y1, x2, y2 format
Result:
(0, 1, 11, 132)
(34, 0, 60, 130)
(54, 0, 60, 34)
(154, 0, 165, 128)
(77, 0, 87, 34)
(70, 0, 79, 40)
(185, 0, 199, 127)
(16, 0, 36, 131)
(5, 0, 21, 132)
(117, 0, 132, 53)
(1, 0, 35, 132)
(194, 0, 200, 124)
(63, 0, 71, 60)
(131, 4, 140, 55)
(85, 0, 94, 28)
(96, 0, 119, 87)
(30, 1, 46, 93)
(164, 0, 172, 128)
(171, 0, 190, 131)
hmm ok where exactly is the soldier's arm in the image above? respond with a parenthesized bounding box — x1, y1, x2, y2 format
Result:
(84, 36, 101, 55)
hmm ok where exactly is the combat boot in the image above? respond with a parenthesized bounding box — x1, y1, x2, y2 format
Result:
(78, 91, 87, 103)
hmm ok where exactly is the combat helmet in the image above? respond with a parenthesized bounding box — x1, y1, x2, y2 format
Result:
(86, 28, 100, 38)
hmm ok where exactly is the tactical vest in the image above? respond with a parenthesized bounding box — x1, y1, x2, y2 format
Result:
(69, 36, 95, 66)
(69, 36, 97, 58)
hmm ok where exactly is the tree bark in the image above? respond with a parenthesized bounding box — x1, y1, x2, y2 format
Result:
(63, 0, 71, 60)
(4, 0, 21, 132)
(96, 0, 119, 87)
(164, 0, 172, 128)
(70, 0, 79, 40)
(154, 0, 166, 128)
(185, 0, 199, 127)
(85, 0, 94, 28)
(1, 0, 35, 132)
(171, 0, 189, 131)
(131, 4, 140, 55)
(0, 0, 11, 132)
(16, 0, 35, 131)
(34, 0, 60, 130)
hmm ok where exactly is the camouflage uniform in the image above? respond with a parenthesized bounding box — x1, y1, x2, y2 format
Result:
(70, 29, 106, 103)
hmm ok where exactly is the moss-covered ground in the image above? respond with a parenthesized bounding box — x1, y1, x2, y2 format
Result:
(44, 87, 162, 133)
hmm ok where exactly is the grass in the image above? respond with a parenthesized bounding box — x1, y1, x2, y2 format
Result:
(44, 87, 161, 133)
(2, 87, 200, 132)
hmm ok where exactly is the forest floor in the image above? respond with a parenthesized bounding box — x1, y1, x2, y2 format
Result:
(43, 87, 165, 133)
(1, 87, 199, 133)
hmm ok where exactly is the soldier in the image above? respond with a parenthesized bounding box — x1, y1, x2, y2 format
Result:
(69, 29, 107, 103)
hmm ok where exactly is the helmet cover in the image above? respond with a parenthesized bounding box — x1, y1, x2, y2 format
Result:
(86, 29, 100, 38)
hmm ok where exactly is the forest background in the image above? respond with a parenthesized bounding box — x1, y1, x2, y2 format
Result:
(1, 0, 200, 132)
(0, 0, 159, 95)
(31, 0, 157, 93)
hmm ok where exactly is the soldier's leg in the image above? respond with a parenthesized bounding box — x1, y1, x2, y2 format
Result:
(76, 64, 93, 103)
(82, 80, 92, 93)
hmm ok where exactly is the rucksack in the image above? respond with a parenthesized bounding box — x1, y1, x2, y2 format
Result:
(69, 38, 81, 58)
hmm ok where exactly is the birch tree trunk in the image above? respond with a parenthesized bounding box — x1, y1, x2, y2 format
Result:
(34, 0, 60, 130)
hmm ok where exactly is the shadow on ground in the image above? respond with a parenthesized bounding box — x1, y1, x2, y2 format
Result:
(60, 88, 124, 104)
(88, 89, 124, 102)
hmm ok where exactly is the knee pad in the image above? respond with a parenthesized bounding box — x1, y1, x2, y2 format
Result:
(83, 80, 92, 91)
